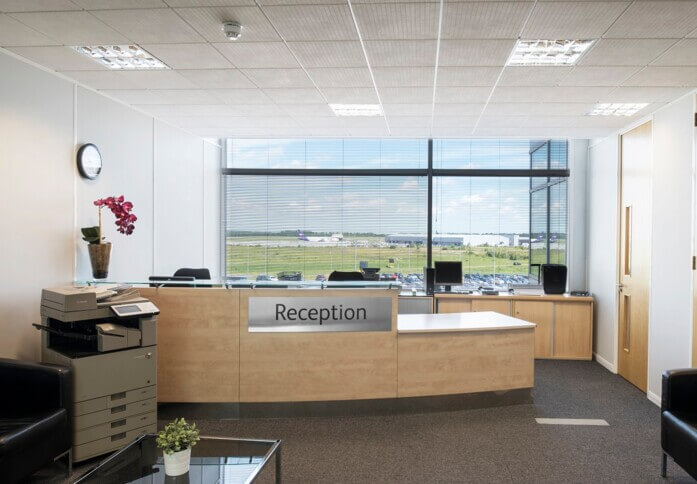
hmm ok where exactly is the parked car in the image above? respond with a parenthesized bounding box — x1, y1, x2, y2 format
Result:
(256, 274, 278, 282)
(278, 271, 302, 281)
(315, 274, 327, 281)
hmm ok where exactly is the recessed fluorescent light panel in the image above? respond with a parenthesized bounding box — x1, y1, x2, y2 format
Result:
(330, 104, 383, 117)
(74, 45, 169, 70)
(508, 40, 595, 66)
(588, 103, 649, 116)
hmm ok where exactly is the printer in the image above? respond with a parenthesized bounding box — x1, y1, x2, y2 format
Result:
(36, 286, 159, 462)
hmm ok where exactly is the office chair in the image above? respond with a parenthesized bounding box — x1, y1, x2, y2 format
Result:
(328, 271, 364, 282)
(173, 268, 211, 280)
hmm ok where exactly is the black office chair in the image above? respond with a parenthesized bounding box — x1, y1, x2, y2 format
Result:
(328, 271, 364, 282)
(173, 268, 211, 280)
(0, 358, 72, 483)
(661, 369, 697, 479)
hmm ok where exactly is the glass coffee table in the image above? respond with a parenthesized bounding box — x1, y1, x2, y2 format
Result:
(75, 434, 281, 484)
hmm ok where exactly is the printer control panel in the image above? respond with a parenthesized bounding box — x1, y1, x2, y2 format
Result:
(110, 301, 160, 319)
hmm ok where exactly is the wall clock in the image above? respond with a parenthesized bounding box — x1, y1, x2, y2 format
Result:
(77, 143, 102, 180)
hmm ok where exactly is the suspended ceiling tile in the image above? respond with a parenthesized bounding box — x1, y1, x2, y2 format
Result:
(522, 1, 629, 39)
(558, 66, 641, 86)
(9, 11, 129, 44)
(437, 67, 500, 87)
(435, 86, 491, 103)
(353, 3, 439, 40)
(133, 104, 270, 116)
(388, 116, 432, 128)
(433, 103, 485, 116)
(280, 103, 335, 116)
(579, 38, 677, 66)
(72, 0, 167, 8)
(365, 40, 437, 67)
(483, 102, 596, 116)
(441, 1, 532, 40)
(262, 87, 326, 103)
(490, 86, 614, 103)
(321, 87, 378, 103)
(382, 103, 433, 116)
(100, 88, 220, 104)
(287, 41, 366, 68)
(164, 0, 254, 6)
(142, 43, 232, 69)
(215, 41, 299, 68)
(622, 67, 697, 87)
(9, 45, 109, 71)
(651, 39, 697, 66)
(65, 69, 200, 89)
(497, 66, 573, 87)
(211, 88, 274, 104)
(177, 68, 257, 88)
(174, 6, 280, 43)
(604, 86, 691, 103)
(0, 13, 58, 46)
(0, 0, 79, 12)
(373, 67, 434, 87)
(379, 87, 433, 103)
(432, 115, 479, 128)
(241, 68, 314, 88)
(263, 5, 357, 41)
(605, 1, 697, 38)
(91, 8, 206, 44)
(439, 39, 515, 67)
(305, 67, 373, 87)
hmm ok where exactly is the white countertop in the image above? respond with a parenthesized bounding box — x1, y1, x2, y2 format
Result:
(398, 311, 536, 333)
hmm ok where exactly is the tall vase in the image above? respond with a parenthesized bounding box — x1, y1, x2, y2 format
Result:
(88, 242, 112, 279)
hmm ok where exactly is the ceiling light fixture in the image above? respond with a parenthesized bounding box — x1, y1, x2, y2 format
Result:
(508, 39, 595, 66)
(330, 104, 383, 117)
(74, 45, 169, 70)
(588, 103, 649, 116)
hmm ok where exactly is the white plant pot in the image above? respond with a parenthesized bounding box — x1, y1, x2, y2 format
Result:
(163, 447, 191, 476)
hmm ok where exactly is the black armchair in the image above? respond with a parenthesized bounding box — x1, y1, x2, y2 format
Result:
(661, 368, 697, 479)
(0, 358, 72, 483)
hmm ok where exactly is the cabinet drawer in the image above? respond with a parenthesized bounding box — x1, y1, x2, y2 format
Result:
(74, 385, 156, 416)
(72, 347, 156, 402)
(75, 411, 156, 446)
(74, 424, 156, 462)
(75, 397, 156, 430)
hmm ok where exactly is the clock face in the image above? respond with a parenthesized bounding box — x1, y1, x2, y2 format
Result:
(77, 143, 102, 180)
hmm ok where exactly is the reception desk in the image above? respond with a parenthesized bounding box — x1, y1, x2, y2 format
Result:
(128, 284, 536, 412)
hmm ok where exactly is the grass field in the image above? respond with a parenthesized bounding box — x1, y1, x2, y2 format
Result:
(226, 235, 566, 280)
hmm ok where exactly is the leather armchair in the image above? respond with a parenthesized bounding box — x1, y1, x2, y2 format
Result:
(661, 368, 697, 479)
(0, 358, 72, 483)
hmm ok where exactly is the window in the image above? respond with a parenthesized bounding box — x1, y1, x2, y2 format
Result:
(223, 139, 569, 289)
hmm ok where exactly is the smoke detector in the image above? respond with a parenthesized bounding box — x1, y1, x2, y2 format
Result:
(222, 21, 242, 41)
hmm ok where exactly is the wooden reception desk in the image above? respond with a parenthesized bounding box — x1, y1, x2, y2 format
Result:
(138, 287, 536, 407)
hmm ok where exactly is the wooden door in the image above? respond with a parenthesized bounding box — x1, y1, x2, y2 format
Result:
(513, 300, 553, 358)
(618, 121, 652, 391)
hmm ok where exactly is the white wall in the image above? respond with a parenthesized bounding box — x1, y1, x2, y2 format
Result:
(0, 53, 75, 360)
(0, 50, 221, 359)
(587, 135, 620, 372)
(647, 94, 695, 401)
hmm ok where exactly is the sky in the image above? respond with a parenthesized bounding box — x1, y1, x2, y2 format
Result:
(225, 139, 567, 235)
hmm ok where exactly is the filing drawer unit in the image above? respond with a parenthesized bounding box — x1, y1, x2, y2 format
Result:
(37, 286, 160, 462)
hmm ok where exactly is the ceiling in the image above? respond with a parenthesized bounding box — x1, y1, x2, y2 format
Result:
(3, 0, 697, 139)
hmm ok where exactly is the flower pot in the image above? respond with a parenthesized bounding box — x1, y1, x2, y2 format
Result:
(87, 242, 111, 279)
(163, 447, 191, 476)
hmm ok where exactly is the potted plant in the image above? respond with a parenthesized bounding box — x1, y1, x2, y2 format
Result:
(156, 418, 201, 476)
(81, 195, 136, 279)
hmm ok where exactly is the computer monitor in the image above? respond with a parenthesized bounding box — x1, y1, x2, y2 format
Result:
(434, 261, 463, 292)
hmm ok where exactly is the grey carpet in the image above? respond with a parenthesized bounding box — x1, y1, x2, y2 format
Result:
(30, 360, 694, 483)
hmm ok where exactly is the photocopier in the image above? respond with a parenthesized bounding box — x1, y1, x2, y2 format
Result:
(35, 285, 160, 462)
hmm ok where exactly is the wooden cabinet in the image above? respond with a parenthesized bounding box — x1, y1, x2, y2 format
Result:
(513, 300, 553, 358)
(471, 299, 511, 315)
(435, 294, 593, 360)
(554, 302, 592, 359)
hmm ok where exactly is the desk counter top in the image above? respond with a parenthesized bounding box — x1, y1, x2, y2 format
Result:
(398, 311, 536, 334)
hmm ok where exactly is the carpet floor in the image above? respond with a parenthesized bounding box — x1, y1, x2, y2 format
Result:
(31, 360, 694, 483)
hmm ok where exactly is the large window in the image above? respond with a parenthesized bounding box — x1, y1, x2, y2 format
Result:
(224, 139, 569, 289)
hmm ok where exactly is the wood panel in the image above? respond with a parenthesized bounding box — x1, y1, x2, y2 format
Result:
(513, 300, 553, 358)
(239, 289, 398, 402)
(618, 121, 652, 391)
(436, 298, 472, 313)
(139, 288, 240, 403)
(553, 302, 592, 360)
(398, 329, 534, 397)
(471, 299, 511, 315)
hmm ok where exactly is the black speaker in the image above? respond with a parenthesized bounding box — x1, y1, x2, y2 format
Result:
(424, 267, 435, 295)
(541, 264, 567, 295)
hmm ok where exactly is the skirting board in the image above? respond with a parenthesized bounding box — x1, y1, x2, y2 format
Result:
(158, 388, 532, 420)
(593, 352, 617, 373)
(647, 390, 661, 407)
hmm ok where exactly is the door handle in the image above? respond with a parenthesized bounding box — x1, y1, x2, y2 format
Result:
(617, 283, 624, 292)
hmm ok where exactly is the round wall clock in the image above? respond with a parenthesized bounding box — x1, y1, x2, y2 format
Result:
(77, 143, 102, 180)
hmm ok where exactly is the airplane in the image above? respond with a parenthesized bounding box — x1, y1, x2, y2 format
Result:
(298, 230, 344, 242)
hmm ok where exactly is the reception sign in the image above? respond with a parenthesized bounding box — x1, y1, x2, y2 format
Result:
(248, 296, 393, 332)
